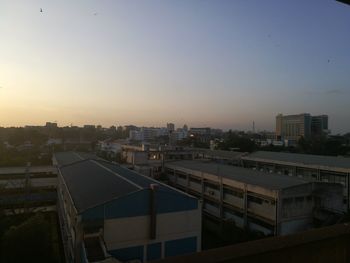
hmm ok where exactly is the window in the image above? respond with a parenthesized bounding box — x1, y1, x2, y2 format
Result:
(189, 176, 201, 184)
(248, 195, 263, 205)
(224, 187, 243, 198)
(295, 197, 304, 203)
(283, 198, 293, 205)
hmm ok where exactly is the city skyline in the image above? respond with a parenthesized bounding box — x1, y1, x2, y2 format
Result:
(1, 1, 350, 133)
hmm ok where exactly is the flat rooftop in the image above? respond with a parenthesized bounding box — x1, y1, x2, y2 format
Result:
(60, 159, 191, 212)
(242, 151, 350, 170)
(165, 160, 308, 190)
(0, 166, 56, 175)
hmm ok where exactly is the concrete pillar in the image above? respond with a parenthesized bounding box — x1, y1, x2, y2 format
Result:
(149, 184, 158, 239)
(74, 216, 84, 263)
(243, 184, 248, 228)
(274, 191, 280, 236)
(219, 175, 224, 219)
(345, 173, 350, 211)
(201, 172, 204, 200)
(186, 173, 190, 193)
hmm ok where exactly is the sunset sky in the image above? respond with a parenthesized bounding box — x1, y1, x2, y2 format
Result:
(1, 0, 350, 133)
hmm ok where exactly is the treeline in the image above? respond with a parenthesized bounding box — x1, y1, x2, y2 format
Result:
(0, 212, 62, 263)
(0, 145, 52, 167)
(0, 126, 130, 146)
(296, 135, 350, 156)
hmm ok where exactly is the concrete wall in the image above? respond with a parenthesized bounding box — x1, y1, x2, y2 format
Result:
(152, 223, 350, 263)
(242, 159, 350, 212)
(223, 193, 244, 209)
(0, 177, 57, 189)
(313, 182, 344, 213)
(223, 210, 244, 228)
(103, 210, 201, 262)
(247, 199, 276, 221)
(280, 218, 313, 235)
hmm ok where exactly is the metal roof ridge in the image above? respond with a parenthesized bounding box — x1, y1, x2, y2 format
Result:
(109, 161, 197, 199)
(91, 160, 143, 190)
(59, 158, 93, 169)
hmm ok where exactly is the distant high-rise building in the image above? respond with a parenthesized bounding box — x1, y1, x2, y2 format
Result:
(167, 123, 175, 133)
(45, 122, 57, 128)
(276, 113, 312, 141)
(189, 127, 211, 136)
(183, 124, 188, 132)
(311, 115, 329, 135)
(276, 113, 329, 141)
(129, 130, 143, 141)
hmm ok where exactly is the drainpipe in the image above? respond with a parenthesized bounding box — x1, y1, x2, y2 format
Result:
(150, 184, 158, 239)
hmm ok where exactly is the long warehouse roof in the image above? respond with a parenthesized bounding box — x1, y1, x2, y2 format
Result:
(165, 160, 309, 190)
(59, 159, 193, 212)
(242, 151, 350, 170)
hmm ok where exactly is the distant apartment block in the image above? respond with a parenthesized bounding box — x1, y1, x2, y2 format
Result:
(189, 127, 212, 136)
(56, 154, 201, 263)
(129, 127, 167, 141)
(121, 144, 194, 178)
(129, 130, 143, 141)
(311, 115, 329, 135)
(45, 122, 58, 128)
(129, 126, 187, 143)
(83, 125, 96, 129)
(276, 113, 329, 142)
(167, 123, 175, 132)
(165, 160, 343, 236)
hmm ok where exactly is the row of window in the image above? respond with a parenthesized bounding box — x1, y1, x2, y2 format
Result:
(248, 195, 276, 205)
(283, 196, 312, 205)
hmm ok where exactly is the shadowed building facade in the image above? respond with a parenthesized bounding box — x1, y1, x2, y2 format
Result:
(57, 157, 201, 263)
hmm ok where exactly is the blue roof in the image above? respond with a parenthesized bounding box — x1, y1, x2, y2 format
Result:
(59, 158, 195, 213)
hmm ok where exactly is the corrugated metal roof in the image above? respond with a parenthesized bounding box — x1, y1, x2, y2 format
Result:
(60, 159, 140, 212)
(54, 152, 99, 166)
(59, 158, 191, 212)
(166, 160, 308, 190)
(243, 151, 350, 170)
(101, 161, 183, 196)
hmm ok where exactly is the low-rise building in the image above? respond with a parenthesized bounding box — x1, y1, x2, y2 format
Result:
(241, 151, 350, 211)
(165, 160, 343, 236)
(58, 158, 201, 263)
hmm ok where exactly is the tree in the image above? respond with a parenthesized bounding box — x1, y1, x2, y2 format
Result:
(0, 213, 56, 263)
(218, 132, 256, 152)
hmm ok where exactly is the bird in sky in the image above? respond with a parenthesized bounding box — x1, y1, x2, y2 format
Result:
(40, 8, 43, 13)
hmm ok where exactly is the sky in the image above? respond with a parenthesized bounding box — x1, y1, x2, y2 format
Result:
(0, 0, 350, 133)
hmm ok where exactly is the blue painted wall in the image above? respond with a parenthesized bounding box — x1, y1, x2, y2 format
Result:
(108, 237, 197, 262)
(165, 237, 197, 257)
(109, 245, 144, 262)
(82, 189, 198, 221)
(147, 242, 161, 261)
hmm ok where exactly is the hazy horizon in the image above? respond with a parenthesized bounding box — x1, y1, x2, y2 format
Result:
(1, 0, 350, 133)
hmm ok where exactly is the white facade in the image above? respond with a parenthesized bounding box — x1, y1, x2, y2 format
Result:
(165, 161, 343, 236)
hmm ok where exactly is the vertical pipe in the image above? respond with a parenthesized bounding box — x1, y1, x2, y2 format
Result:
(150, 184, 158, 239)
